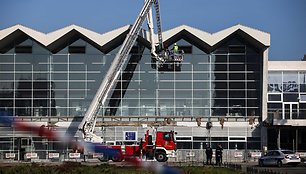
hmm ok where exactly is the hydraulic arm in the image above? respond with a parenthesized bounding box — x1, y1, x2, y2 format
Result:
(79, 0, 165, 142)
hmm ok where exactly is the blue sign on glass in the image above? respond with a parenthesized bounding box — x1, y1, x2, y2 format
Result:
(124, 131, 137, 141)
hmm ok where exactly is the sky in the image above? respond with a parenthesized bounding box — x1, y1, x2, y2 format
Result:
(0, 0, 305, 60)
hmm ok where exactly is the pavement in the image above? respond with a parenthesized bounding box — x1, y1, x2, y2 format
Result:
(236, 161, 306, 174)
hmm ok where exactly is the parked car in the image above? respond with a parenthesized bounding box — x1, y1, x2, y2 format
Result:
(259, 150, 301, 167)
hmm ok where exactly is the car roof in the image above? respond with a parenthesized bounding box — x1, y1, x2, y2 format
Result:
(269, 149, 294, 153)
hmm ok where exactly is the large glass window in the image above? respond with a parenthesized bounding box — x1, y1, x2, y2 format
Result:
(0, 38, 263, 119)
(268, 72, 282, 92)
(283, 72, 298, 92)
(268, 71, 306, 120)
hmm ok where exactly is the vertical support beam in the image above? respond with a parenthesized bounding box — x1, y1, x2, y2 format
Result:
(13, 53, 16, 116)
(262, 48, 269, 124)
(296, 129, 298, 152)
(261, 48, 269, 149)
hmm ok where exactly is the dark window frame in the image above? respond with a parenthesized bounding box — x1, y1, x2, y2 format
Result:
(228, 45, 245, 54)
(68, 46, 86, 54)
(15, 46, 32, 54)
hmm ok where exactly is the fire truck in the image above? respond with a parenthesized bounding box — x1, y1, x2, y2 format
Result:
(99, 130, 176, 162)
(78, 0, 182, 162)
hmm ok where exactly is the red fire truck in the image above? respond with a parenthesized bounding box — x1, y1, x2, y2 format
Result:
(102, 130, 176, 162)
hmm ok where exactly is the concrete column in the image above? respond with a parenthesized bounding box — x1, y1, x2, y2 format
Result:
(296, 129, 298, 152)
(261, 48, 269, 149)
(262, 48, 269, 122)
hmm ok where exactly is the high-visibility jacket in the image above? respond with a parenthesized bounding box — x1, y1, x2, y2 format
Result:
(173, 45, 179, 53)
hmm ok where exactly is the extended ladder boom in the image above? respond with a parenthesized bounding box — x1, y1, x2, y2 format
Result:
(153, 0, 163, 50)
(79, 0, 160, 142)
(147, 0, 164, 59)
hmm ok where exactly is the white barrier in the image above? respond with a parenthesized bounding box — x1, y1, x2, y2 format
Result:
(5, 153, 15, 159)
(186, 151, 195, 157)
(48, 153, 60, 159)
(25, 153, 38, 159)
(234, 151, 243, 158)
(69, 153, 80, 159)
(249, 151, 261, 158)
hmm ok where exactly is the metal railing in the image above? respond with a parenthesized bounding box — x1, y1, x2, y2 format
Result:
(168, 149, 262, 163)
(0, 149, 262, 163)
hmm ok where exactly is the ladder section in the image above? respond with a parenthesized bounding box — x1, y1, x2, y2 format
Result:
(79, 0, 155, 138)
(154, 0, 163, 50)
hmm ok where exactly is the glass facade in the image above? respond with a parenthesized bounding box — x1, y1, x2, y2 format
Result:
(0, 39, 113, 117)
(0, 38, 262, 119)
(104, 38, 262, 118)
(268, 71, 306, 119)
(0, 33, 266, 160)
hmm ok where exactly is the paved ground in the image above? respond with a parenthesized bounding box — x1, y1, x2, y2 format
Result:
(239, 161, 306, 174)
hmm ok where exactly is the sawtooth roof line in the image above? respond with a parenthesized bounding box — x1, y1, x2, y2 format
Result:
(0, 24, 270, 52)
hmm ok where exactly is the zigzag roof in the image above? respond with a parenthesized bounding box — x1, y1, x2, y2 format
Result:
(0, 24, 270, 53)
(162, 24, 270, 46)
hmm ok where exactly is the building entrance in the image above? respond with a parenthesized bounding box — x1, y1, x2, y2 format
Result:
(283, 102, 298, 119)
(267, 127, 306, 152)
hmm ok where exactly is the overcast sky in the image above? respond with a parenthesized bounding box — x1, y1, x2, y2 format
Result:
(0, 0, 305, 60)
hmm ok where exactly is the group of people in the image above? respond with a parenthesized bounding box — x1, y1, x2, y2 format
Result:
(205, 143, 223, 166)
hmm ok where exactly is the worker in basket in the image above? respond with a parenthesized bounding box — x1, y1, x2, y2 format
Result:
(172, 43, 179, 54)
(171, 43, 182, 62)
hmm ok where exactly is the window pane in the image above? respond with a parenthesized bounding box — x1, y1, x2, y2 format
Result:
(268, 72, 282, 92)
(283, 93, 298, 102)
(283, 72, 298, 92)
(268, 94, 281, 101)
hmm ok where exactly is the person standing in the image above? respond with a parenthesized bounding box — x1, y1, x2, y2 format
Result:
(172, 43, 179, 54)
(215, 144, 223, 166)
(205, 144, 213, 165)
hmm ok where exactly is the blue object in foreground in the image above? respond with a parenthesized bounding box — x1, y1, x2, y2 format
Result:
(161, 165, 184, 174)
(0, 111, 13, 126)
(85, 142, 120, 157)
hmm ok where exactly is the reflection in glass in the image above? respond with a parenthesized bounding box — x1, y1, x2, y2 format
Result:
(0, 39, 263, 119)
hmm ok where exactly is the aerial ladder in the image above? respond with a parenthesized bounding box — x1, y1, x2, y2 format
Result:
(78, 0, 183, 143)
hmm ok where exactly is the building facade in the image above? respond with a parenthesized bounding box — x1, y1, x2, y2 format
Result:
(267, 61, 306, 151)
(0, 24, 304, 161)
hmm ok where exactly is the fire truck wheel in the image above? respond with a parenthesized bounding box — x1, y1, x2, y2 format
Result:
(111, 155, 123, 162)
(155, 151, 167, 162)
